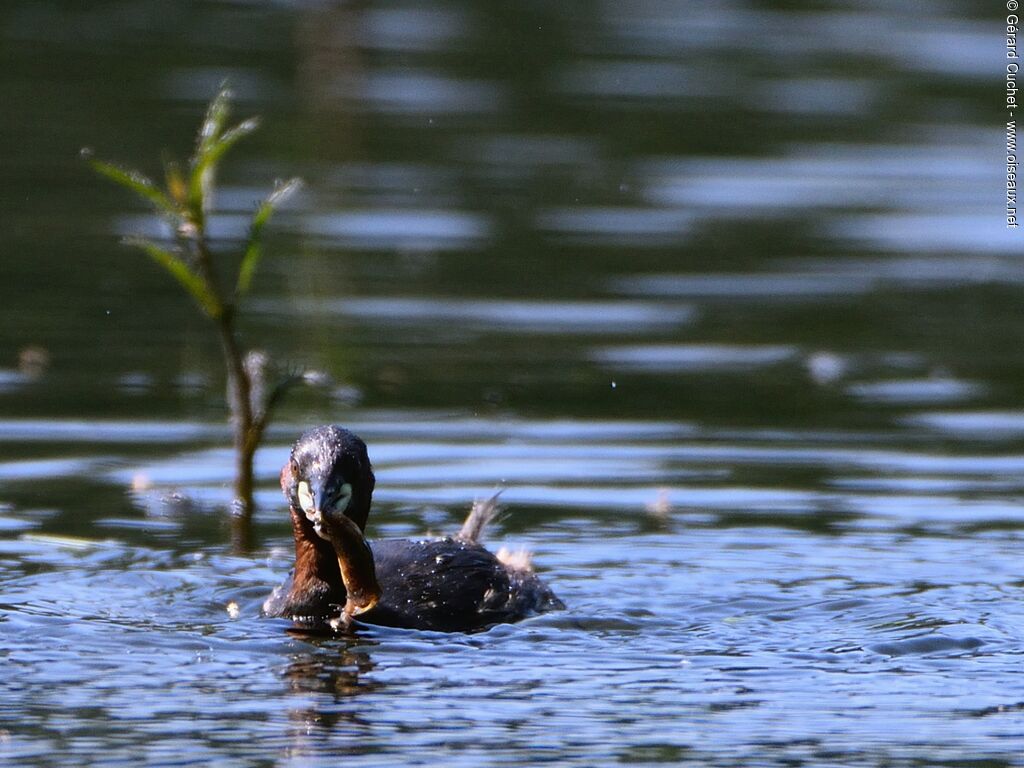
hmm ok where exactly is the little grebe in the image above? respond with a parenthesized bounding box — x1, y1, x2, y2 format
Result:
(263, 425, 563, 632)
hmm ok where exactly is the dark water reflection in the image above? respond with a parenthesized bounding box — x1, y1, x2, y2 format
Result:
(2, 0, 1022, 765)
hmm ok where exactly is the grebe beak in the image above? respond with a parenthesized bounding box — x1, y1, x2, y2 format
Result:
(296, 479, 323, 532)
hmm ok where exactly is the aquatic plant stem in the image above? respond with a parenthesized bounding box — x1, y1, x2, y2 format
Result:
(87, 86, 301, 533)
(189, 233, 257, 519)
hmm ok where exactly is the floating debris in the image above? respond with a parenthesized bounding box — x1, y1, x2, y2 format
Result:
(645, 488, 672, 519)
(18, 345, 50, 378)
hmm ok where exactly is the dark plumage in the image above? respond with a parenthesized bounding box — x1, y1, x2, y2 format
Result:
(264, 425, 562, 633)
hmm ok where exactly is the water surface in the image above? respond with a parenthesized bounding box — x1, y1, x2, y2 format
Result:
(2, 1, 1022, 765)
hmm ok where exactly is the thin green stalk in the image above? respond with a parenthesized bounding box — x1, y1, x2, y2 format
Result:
(87, 85, 303, 527)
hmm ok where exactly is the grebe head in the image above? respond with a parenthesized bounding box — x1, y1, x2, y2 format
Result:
(282, 424, 376, 535)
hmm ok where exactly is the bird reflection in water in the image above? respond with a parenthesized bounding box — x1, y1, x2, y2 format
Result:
(280, 640, 381, 744)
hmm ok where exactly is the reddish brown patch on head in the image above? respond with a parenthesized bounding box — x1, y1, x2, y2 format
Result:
(280, 458, 299, 501)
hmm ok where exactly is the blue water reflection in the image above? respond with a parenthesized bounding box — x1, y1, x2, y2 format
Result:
(2, 0, 1022, 765)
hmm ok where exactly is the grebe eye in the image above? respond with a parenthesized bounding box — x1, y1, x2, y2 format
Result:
(297, 481, 315, 513)
(331, 483, 353, 513)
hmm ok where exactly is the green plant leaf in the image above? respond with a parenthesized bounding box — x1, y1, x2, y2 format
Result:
(210, 117, 261, 163)
(186, 84, 232, 220)
(86, 156, 177, 216)
(196, 85, 232, 161)
(188, 116, 260, 215)
(235, 177, 302, 297)
(163, 158, 188, 208)
(125, 237, 223, 318)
